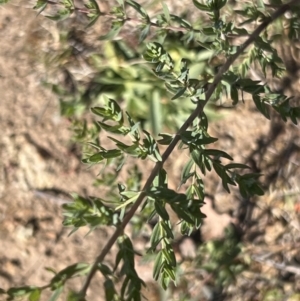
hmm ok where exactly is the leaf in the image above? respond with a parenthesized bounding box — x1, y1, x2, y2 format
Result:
(50, 263, 90, 288)
(86, 13, 100, 27)
(33, 0, 47, 15)
(191, 148, 206, 174)
(153, 169, 168, 188)
(85, 152, 104, 163)
(212, 162, 235, 193)
(120, 191, 140, 199)
(62, 0, 74, 9)
(180, 131, 218, 145)
(115, 192, 140, 210)
(252, 94, 270, 119)
(97, 263, 113, 276)
(150, 223, 163, 250)
(46, 8, 71, 21)
(161, 220, 174, 239)
(204, 149, 233, 161)
(67, 291, 84, 301)
(170, 204, 194, 224)
(193, 178, 205, 201)
(225, 163, 250, 169)
(99, 21, 123, 40)
(7, 286, 38, 298)
(157, 133, 174, 145)
(29, 289, 41, 301)
(104, 279, 118, 301)
(126, 0, 149, 20)
(139, 24, 151, 43)
(162, 244, 176, 266)
(154, 201, 169, 220)
(181, 158, 195, 185)
(48, 286, 64, 301)
(193, 0, 211, 11)
(162, 2, 171, 22)
(85, 0, 101, 13)
(153, 251, 164, 280)
(170, 14, 192, 29)
(171, 87, 187, 100)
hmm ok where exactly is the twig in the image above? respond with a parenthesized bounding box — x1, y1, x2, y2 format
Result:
(253, 255, 300, 275)
(78, 0, 300, 298)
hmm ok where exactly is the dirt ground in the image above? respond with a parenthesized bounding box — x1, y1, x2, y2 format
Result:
(1, 1, 300, 301)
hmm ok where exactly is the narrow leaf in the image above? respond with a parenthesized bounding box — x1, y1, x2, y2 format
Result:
(99, 21, 123, 40)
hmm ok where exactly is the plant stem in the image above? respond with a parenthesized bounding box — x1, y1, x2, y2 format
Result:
(78, 0, 300, 298)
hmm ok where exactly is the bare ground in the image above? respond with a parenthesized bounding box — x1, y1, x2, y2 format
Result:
(1, 2, 300, 301)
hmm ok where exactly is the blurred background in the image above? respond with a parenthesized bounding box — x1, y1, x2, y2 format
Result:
(0, 0, 300, 300)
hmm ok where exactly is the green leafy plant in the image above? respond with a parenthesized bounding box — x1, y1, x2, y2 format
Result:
(2, 0, 300, 300)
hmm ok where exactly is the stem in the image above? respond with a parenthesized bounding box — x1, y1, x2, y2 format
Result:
(79, 0, 300, 298)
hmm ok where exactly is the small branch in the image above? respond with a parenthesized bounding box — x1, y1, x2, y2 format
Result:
(44, 0, 201, 33)
(253, 255, 300, 275)
(78, 0, 300, 298)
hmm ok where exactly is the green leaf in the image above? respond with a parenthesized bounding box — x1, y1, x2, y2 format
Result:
(116, 192, 140, 210)
(157, 133, 174, 145)
(162, 244, 176, 267)
(7, 286, 38, 298)
(181, 158, 195, 185)
(97, 263, 113, 277)
(154, 201, 169, 220)
(193, 178, 205, 200)
(252, 94, 270, 119)
(162, 2, 171, 22)
(170, 15, 192, 29)
(191, 148, 206, 174)
(99, 21, 123, 40)
(126, 0, 149, 21)
(212, 163, 234, 193)
(46, 8, 71, 21)
(238, 78, 264, 94)
(49, 286, 64, 301)
(139, 24, 151, 42)
(62, 0, 74, 9)
(33, 0, 47, 15)
(120, 190, 140, 199)
(225, 163, 250, 169)
(67, 291, 84, 301)
(204, 149, 233, 161)
(170, 204, 194, 224)
(171, 87, 187, 100)
(150, 223, 164, 250)
(29, 289, 41, 301)
(193, 0, 211, 11)
(86, 13, 100, 27)
(153, 168, 168, 188)
(104, 279, 118, 301)
(50, 263, 90, 288)
(153, 251, 164, 280)
(161, 220, 174, 239)
(85, 0, 101, 13)
(180, 131, 218, 145)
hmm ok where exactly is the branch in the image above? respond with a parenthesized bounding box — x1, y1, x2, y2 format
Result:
(78, 0, 300, 298)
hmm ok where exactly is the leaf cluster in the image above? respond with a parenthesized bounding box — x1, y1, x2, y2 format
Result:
(2, 0, 300, 300)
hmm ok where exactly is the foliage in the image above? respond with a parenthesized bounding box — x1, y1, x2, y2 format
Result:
(1, 0, 300, 300)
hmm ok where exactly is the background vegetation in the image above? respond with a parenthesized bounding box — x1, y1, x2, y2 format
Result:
(0, 0, 300, 300)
